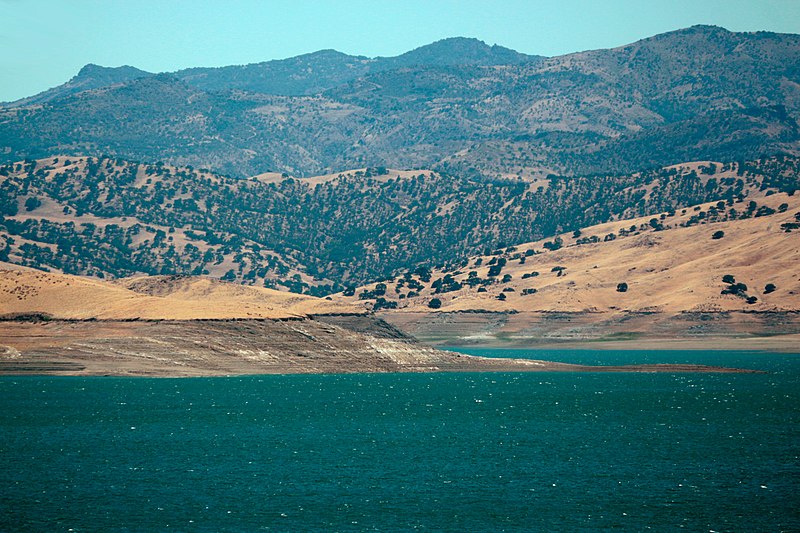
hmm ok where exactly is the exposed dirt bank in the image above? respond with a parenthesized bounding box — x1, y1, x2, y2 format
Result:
(0, 316, 761, 376)
(380, 310, 800, 353)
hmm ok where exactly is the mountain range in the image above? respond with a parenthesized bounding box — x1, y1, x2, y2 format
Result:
(2, 26, 799, 179)
(7, 37, 538, 106)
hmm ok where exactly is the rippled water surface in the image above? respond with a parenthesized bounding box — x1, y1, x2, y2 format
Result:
(1, 350, 798, 531)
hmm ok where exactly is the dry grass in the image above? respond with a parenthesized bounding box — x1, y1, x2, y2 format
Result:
(334, 192, 800, 314)
(0, 266, 360, 320)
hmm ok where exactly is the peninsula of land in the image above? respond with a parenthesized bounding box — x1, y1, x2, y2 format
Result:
(0, 266, 762, 376)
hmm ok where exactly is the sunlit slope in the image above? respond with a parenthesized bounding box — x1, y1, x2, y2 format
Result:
(336, 192, 800, 313)
(0, 266, 360, 319)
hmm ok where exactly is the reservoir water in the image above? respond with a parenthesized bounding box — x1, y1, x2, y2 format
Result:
(1, 349, 798, 531)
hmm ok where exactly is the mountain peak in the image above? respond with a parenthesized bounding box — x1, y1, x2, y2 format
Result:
(642, 24, 733, 43)
(74, 63, 151, 83)
(387, 37, 538, 67)
(4, 64, 152, 107)
(76, 63, 105, 76)
(686, 24, 730, 32)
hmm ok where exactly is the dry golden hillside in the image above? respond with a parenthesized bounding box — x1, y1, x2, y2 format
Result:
(334, 192, 800, 314)
(0, 265, 360, 320)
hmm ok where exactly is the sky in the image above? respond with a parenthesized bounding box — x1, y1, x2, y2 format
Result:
(2, 0, 799, 102)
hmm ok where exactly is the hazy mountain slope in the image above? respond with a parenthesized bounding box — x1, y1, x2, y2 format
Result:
(175, 49, 374, 95)
(1, 27, 797, 178)
(2, 155, 798, 292)
(6, 64, 152, 107)
(175, 37, 539, 95)
(342, 26, 800, 177)
(0, 74, 378, 178)
(379, 37, 536, 68)
(8, 37, 537, 106)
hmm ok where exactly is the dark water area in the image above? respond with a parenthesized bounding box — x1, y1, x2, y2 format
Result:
(1, 350, 798, 531)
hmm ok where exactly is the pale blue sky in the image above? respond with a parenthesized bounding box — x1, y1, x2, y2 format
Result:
(2, 0, 798, 102)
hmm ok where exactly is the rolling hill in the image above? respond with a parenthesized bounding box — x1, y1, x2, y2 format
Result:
(2, 155, 798, 292)
(331, 189, 800, 347)
(0, 264, 761, 376)
(333, 190, 800, 314)
(0, 264, 357, 320)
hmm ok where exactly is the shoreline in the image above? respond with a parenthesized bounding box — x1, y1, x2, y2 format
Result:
(0, 317, 767, 377)
(0, 359, 765, 377)
(437, 335, 800, 354)
(378, 310, 800, 354)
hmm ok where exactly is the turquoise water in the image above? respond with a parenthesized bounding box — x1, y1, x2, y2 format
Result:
(1, 350, 798, 531)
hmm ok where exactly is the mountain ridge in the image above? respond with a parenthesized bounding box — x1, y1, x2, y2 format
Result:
(7, 64, 152, 107)
(6, 36, 541, 106)
(12, 25, 794, 107)
(2, 25, 797, 179)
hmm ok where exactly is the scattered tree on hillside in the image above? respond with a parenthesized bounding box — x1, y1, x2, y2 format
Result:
(721, 282, 748, 297)
(373, 297, 397, 311)
(24, 197, 41, 212)
(543, 237, 563, 251)
(487, 257, 506, 277)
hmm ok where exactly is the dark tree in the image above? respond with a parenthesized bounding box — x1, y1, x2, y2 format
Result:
(616, 282, 628, 292)
(488, 264, 503, 277)
(711, 230, 725, 239)
(428, 298, 442, 309)
(543, 237, 563, 251)
(24, 197, 42, 212)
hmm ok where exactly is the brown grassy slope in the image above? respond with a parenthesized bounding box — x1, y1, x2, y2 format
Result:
(0, 265, 360, 320)
(333, 192, 800, 314)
